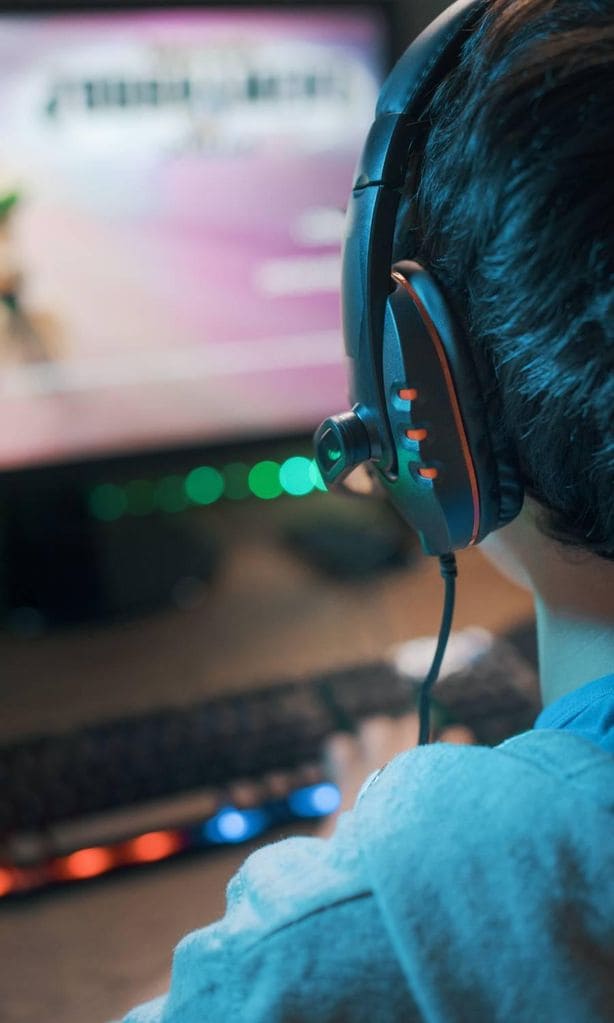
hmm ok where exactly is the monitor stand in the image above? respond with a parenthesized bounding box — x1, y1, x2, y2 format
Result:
(0, 474, 219, 631)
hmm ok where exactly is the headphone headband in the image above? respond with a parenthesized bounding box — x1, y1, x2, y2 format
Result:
(376, 0, 485, 120)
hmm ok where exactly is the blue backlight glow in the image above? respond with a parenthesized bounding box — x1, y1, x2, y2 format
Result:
(288, 783, 341, 817)
(203, 806, 270, 844)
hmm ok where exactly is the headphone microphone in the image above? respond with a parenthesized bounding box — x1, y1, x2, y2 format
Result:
(313, 0, 525, 744)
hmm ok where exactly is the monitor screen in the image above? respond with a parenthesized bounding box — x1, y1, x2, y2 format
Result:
(0, 5, 387, 471)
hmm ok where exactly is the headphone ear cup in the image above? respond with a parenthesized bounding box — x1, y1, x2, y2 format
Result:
(380, 262, 523, 553)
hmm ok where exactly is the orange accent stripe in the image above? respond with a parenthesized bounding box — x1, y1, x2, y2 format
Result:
(398, 388, 418, 401)
(418, 467, 439, 480)
(406, 428, 427, 441)
(392, 271, 480, 545)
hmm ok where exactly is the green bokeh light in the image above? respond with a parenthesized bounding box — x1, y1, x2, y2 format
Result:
(223, 462, 250, 500)
(125, 479, 156, 516)
(90, 453, 324, 521)
(309, 460, 328, 492)
(185, 465, 225, 505)
(248, 460, 283, 500)
(279, 456, 314, 496)
(89, 483, 127, 522)
(155, 475, 188, 513)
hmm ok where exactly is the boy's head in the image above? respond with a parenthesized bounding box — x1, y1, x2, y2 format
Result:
(401, 0, 613, 576)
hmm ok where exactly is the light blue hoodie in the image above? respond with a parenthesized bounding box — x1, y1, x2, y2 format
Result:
(123, 675, 614, 1022)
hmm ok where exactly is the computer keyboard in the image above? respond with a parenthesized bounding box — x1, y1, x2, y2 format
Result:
(0, 624, 539, 897)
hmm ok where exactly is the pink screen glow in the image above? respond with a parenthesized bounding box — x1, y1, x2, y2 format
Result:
(0, 7, 386, 469)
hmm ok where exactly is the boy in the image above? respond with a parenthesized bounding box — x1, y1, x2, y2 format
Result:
(122, 0, 613, 1018)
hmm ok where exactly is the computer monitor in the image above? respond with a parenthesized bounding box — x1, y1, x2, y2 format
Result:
(0, 2, 390, 472)
(0, 2, 393, 626)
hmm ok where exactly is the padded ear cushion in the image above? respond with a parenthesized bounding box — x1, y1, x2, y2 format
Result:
(465, 332, 528, 534)
(392, 262, 524, 540)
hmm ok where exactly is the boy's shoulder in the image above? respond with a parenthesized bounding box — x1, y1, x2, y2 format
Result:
(354, 731, 614, 992)
(348, 732, 614, 1022)
(354, 728, 614, 869)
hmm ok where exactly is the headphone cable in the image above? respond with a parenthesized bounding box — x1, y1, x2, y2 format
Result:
(417, 552, 458, 745)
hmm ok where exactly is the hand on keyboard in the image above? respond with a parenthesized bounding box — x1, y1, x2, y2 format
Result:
(316, 711, 475, 839)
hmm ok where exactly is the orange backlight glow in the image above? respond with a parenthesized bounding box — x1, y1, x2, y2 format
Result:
(398, 388, 418, 401)
(418, 467, 439, 480)
(61, 846, 114, 880)
(406, 428, 428, 441)
(0, 867, 15, 897)
(128, 831, 182, 863)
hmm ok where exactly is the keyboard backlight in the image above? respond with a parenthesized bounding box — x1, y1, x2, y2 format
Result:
(60, 846, 114, 880)
(288, 782, 341, 817)
(204, 806, 269, 844)
(0, 867, 15, 896)
(128, 831, 182, 863)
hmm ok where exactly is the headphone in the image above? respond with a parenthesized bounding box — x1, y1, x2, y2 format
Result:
(313, 0, 525, 743)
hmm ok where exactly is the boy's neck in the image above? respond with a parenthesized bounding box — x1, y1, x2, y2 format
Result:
(535, 595, 614, 708)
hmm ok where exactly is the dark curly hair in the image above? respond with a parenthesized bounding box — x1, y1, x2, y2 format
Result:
(396, 0, 614, 559)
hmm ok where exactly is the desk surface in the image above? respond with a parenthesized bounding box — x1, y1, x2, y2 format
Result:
(0, 504, 534, 1023)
